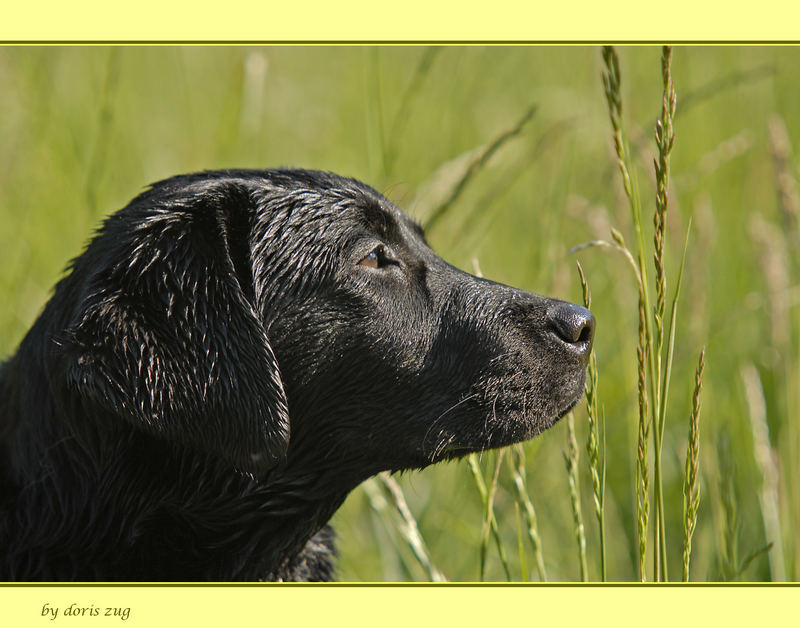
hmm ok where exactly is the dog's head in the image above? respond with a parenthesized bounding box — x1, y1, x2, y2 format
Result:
(60, 169, 593, 480)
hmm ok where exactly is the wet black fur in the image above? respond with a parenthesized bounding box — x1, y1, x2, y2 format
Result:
(0, 169, 593, 581)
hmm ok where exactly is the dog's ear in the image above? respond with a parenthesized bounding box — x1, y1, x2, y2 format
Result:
(60, 182, 289, 477)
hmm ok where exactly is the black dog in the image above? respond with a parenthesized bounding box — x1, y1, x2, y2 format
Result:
(0, 169, 594, 581)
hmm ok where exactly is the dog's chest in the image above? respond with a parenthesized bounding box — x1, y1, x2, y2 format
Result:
(265, 525, 336, 582)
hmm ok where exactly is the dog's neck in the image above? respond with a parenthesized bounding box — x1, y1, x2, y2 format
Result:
(1, 369, 351, 581)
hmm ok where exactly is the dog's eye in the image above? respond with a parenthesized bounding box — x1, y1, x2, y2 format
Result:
(358, 245, 391, 269)
(360, 250, 380, 268)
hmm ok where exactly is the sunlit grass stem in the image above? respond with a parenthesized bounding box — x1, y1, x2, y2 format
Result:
(467, 454, 511, 581)
(514, 503, 529, 581)
(602, 45, 658, 581)
(510, 444, 548, 581)
(602, 45, 687, 581)
(651, 45, 677, 582)
(565, 412, 588, 581)
(577, 261, 606, 581)
(378, 473, 447, 582)
(466, 259, 512, 581)
(424, 103, 538, 232)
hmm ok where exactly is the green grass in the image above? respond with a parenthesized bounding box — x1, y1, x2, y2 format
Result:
(0, 45, 797, 581)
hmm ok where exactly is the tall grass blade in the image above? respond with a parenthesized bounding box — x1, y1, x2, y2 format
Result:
(467, 454, 510, 581)
(467, 454, 490, 580)
(565, 412, 588, 581)
(737, 543, 775, 579)
(660, 219, 692, 441)
(682, 347, 705, 581)
(424, 103, 538, 232)
(514, 503, 530, 582)
(652, 45, 677, 582)
(510, 444, 548, 581)
(486, 450, 512, 581)
(636, 298, 651, 582)
(361, 478, 418, 580)
(372, 474, 447, 582)
(715, 434, 740, 580)
(577, 262, 606, 581)
(679, 64, 775, 116)
(601, 44, 657, 582)
(466, 257, 511, 581)
(571, 231, 648, 582)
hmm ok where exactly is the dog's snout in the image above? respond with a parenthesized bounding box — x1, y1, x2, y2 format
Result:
(548, 303, 595, 356)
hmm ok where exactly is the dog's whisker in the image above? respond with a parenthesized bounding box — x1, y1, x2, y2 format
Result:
(433, 393, 481, 425)
(421, 393, 481, 459)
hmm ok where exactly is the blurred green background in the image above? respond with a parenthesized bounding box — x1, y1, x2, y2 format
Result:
(0, 46, 797, 582)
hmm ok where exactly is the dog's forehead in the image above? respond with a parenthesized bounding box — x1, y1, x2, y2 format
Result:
(324, 178, 425, 244)
(359, 195, 423, 241)
(251, 172, 425, 244)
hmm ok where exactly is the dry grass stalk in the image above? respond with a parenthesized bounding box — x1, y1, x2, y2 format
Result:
(377, 473, 448, 582)
(740, 364, 786, 581)
(748, 214, 791, 349)
(767, 114, 800, 250)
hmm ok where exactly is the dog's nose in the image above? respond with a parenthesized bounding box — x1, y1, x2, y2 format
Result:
(548, 303, 595, 358)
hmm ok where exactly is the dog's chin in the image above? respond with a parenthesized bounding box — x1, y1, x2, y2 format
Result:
(429, 375, 587, 463)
